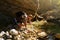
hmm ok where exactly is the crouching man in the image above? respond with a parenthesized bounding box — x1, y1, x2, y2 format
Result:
(14, 11, 28, 31)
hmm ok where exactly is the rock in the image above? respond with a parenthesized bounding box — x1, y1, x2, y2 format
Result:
(10, 29, 18, 35)
(38, 31, 47, 38)
(0, 38, 4, 40)
(0, 0, 53, 17)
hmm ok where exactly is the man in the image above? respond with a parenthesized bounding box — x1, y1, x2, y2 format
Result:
(14, 11, 28, 30)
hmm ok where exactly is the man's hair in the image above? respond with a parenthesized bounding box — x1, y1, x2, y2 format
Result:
(16, 11, 25, 17)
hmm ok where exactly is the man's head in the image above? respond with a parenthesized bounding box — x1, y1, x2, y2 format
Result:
(16, 11, 28, 23)
(16, 11, 27, 17)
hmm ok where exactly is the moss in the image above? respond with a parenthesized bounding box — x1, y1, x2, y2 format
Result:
(36, 22, 60, 33)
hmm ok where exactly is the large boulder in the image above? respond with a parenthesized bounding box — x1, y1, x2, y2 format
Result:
(0, 0, 52, 17)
